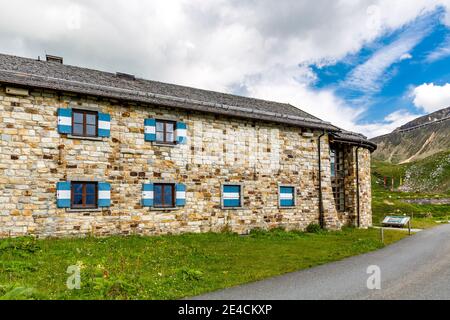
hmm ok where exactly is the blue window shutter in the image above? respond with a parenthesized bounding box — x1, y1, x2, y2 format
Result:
(144, 119, 156, 141)
(176, 121, 187, 144)
(98, 113, 111, 137)
(57, 108, 72, 134)
(280, 186, 295, 207)
(175, 184, 186, 206)
(223, 185, 241, 207)
(142, 183, 154, 207)
(56, 182, 71, 208)
(98, 182, 111, 207)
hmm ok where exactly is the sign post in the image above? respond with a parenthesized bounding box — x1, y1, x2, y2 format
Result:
(382, 216, 412, 235)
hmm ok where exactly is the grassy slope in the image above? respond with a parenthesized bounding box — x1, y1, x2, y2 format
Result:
(0, 228, 405, 300)
(403, 151, 450, 193)
(372, 156, 450, 229)
(372, 151, 450, 193)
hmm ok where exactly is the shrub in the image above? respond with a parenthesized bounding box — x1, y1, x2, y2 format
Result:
(249, 227, 306, 239)
(0, 286, 43, 300)
(0, 237, 40, 254)
(179, 268, 204, 281)
(91, 276, 138, 299)
(248, 228, 269, 237)
(306, 223, 322, 233)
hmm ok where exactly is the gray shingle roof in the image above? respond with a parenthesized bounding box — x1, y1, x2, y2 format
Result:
(0, 53, 337, 131)
(332, 130, 377, 151)
(0, 52, 375, 150)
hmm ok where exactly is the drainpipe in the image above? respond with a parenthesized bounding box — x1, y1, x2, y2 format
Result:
(318, 131, 326, 228)
(355, 144, 362, 228)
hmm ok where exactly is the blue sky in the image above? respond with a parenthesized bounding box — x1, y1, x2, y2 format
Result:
(1, 0, 450, 137)
(311, 8, 450, 127)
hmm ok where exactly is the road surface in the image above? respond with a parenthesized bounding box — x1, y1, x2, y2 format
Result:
(193, 224, 450, 300)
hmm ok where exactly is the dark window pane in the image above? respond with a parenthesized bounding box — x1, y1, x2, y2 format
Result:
(156, 122, 164, 132)
(85, 183, 96, 194)
(73, 183, 83, 194)
(86, 125, 96, 136)
(154, 185, 162, 206)
(166, 123, 174, 132)
(86, 114, 96, 125)
(156, 132, 164, 142)
(166, 132, 174, 142)
(86, 194, 96, 205)
(164, 186, 173, 206)
(73, 194, 83, 205)
(73, 112, 83, 123)
(73, 123, 84, 135)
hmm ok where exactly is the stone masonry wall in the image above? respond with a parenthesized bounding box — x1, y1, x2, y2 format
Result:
(357, 148, 372, 228)
(337, 145, 373, 228)
(0, 86, 371, 237)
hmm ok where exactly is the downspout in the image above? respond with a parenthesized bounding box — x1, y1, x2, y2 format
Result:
(355, 144, 362, 228)
(318, 130, 326, 228)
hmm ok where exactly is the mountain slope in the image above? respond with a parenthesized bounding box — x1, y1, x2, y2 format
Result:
(401, 151, 450, 193)
(371, 151, 450, 194)
(371, 107, 450, 164)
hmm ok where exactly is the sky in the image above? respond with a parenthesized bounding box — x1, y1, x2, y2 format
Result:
(0, 0, 450, 138)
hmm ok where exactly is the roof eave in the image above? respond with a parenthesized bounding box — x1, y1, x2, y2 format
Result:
(0, 73, 340, 132)
(331, 134, 377, 152)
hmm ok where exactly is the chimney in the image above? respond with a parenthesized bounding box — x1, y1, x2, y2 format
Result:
(46, 54, 63, 64)
(116, 72, 136, 81)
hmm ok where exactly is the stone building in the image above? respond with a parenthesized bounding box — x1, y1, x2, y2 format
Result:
(0, 53, 376, 238)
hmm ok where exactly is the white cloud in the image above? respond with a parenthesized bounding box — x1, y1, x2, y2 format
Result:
(400, 53, 413, 60)
(426, 35, 450, 62)
(0, 0, 449, 136)
(342, 12, 435, 94)
(343, 35, 421, 93)
(243, 65, 364, 130)
(355, 110, 422, 138)
(412, 83, 450, 112)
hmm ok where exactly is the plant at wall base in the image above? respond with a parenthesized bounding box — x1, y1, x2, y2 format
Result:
(219, 224, 233, 234)
(306, 223, 322, 234)
(249, 227, 307, 239)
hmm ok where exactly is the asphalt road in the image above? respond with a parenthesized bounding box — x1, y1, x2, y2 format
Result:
(193, 224, 450, 300)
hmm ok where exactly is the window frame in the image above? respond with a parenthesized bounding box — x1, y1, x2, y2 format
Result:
(155, 119, 176, 144)
(153, 183, 176, 208)
(221, 183, 244, 209)
(278, 185, 296, 208)
(71, 181, 98, 209)
(72, 109, 98, 138)
(330, 144, 345, 212)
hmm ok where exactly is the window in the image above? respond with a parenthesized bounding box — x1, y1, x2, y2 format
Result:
(154, 183, 175, 208)
(222, 184, 242, 208)
(71, 182, 98, 209)
(72, 109, 98, 137)
(330, 146, 345, 212)
(156, 120, 175, 144)
(279, 186, 295, 207)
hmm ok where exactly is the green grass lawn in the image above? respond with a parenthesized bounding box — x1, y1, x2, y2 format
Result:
(372, 160, 450, 229)
(0, 228, 406, 300)
(372, 185, 450, 228)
